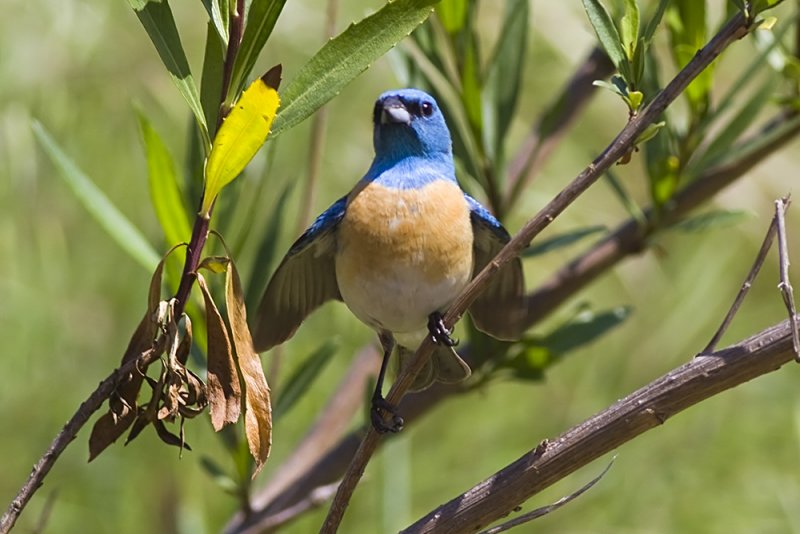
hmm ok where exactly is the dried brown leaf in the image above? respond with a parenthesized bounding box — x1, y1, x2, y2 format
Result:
(226, 260, 272, 476)
(89, 258, 167, 460)
(153, 419, 191, 451)
(198, 273, 241, 431)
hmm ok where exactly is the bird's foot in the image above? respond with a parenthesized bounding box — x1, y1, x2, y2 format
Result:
(427, 312, 458, 347)
(370, 395, 404, 434)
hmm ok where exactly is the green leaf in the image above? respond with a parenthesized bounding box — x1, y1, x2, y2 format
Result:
(523, 226, 608, 258)
(245, 181, 293, 311)
(136, 112, 192, 248)
(485, 0, 528, 162)
(436, 0, 469, 33)
(582, 0, 626, 72)
(694, 74, 777, 172)
(667, 209, 750, 234)
(543, 305, 632, 356)
(200, 22, 226, 137)
(667, 1, 711, 116)
(199, 456, 240, 495)
(642, 0, 670, 44)
(604, 168, 646, 227)
(460, 34, 483, 140)
(230, 0, 288, 98)
(620, 0, 640, 61)
(33, 121, 160, 271)
(273, 341, 338, 420)
(200, 0, 229, 44)
(128, 0, 210, 150)
(270, 0, 439, 137)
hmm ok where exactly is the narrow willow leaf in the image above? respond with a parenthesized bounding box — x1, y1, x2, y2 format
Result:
(198, 273, 241, 431)
(33, 121, 160, 271)
(620, 0, 640, 61)
(230, 0, 288, 97)
(522, 226, 608, 258)
(90, 253, 168, 460)
(200, 22, 226, 137)
(200, 0, 229, 44)
(668, 209, 750, 234)
(436, 0, 469, 34)
(225, 260, 272, 475)
(642, 0, 670, 43)
(137, 112, 192, 248)
(604, 168, 647, 226)
(273, 341, 337, 420)
(200, 456, 240, 495)
(486, 0, 528, 161)
(127, 0, 210, 149)
(543, 306, 632, 356)
(461, 34, 483, 140)
(581, 0, 626, 71)
(271, 0, 439, 137)
(694, 75, 777, 172)
(202, 67, 282, 215)
(667, 1, 711, 115)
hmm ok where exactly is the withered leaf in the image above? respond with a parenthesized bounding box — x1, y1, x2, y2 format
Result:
(198, 273, 241, 431)
(198, 255, 230, 274)
(153, 419, 191, 451)
(89, 257, 167, 461)
(226, 259, 272, 476)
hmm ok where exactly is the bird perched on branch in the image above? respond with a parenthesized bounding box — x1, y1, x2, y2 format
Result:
(252, 88, 524, 432)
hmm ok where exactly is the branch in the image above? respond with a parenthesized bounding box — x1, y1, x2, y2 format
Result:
(402, 317, 798, 533)
(320, 11, 755, 532)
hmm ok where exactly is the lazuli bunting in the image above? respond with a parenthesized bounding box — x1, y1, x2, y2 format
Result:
(253, 89, 524, 432)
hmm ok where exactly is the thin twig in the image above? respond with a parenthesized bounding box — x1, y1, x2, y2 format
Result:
(401, 318, 798, 533)
(320, 11, 755, 533)
(703, 200, 783, 352)
(478, 456, 616, 534)
(775, 196, 800, 360)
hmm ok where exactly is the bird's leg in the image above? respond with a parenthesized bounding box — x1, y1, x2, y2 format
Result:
(427, 311, 458, 347)
(370, 331, 404, 434)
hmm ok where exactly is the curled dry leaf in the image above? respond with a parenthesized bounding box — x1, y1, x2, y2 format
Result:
(89, 255, 167, 461)
(226, 259, 272, 476)
(198, 273, 241, 431)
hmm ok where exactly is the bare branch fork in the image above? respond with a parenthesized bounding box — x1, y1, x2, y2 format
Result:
(321, 11, 757, 532)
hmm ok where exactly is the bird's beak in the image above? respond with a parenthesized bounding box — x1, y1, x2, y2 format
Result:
(381, 97, 411, 125)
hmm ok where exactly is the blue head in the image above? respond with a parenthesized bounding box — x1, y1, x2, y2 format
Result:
(372, 89, 453, 163)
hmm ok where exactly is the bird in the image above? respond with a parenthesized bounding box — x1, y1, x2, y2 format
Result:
(252, 88, 525, 433)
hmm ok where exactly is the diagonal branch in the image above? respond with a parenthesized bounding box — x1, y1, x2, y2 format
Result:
(401, 318, 798, 533)
(320, 11, 756, 532)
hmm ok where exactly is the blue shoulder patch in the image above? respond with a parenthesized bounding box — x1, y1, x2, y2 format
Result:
(465, 194, 510, 242)
(289, 195, 347, 255)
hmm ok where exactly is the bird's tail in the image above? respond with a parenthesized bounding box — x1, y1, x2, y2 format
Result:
(396, 345, 471, 392)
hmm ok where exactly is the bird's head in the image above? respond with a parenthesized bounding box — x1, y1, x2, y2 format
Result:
(372, 89, 452, 161)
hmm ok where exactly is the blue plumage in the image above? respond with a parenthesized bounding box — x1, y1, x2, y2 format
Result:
(253, 89, 525, 432)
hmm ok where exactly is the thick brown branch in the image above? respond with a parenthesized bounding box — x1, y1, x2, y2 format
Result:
(402, 318, 798, 533)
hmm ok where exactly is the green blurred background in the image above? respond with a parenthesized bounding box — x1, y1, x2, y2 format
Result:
(3, 1, 800, 532)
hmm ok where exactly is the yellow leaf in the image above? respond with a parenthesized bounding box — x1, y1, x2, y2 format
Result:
(225, 259, 272, 477)
(202, 65, 281, 216)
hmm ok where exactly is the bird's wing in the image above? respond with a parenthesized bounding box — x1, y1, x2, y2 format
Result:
(466, 195, 526, 340)
(252, 196, 347, 351)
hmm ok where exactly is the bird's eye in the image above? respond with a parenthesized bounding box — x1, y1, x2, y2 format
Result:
(421, 102, 433, 117)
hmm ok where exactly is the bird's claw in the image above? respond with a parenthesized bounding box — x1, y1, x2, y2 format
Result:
(427, 312, 458, 347)
(370, 396, 404, 434)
